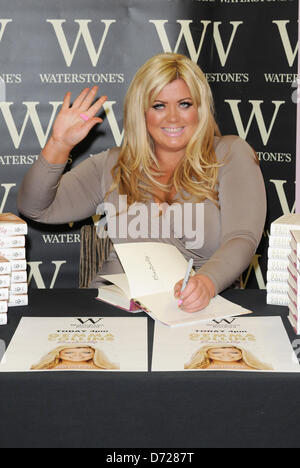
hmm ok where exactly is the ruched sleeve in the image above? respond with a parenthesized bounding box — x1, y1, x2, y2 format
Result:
(17, 149, 113, 224)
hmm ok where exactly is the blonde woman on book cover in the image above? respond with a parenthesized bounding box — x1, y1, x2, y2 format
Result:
(31, 344, 120, 370)
(18, 53, 267, 313)
(184, 344, 273, 371)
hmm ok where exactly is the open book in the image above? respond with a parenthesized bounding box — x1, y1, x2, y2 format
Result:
(97, 242, 252, 327)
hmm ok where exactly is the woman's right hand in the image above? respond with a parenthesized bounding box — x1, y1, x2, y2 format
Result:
(43, 86, 107, 164)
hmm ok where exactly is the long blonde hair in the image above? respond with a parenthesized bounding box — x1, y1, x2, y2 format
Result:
(184, 345, 273, 370)
(107, 53, 221, 207)
(31, 344, 120, 370)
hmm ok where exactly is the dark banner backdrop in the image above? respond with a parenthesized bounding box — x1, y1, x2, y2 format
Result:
(0, 0, 298, 289)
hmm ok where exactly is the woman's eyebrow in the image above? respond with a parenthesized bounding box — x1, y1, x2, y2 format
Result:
(153, 97, 193, 103)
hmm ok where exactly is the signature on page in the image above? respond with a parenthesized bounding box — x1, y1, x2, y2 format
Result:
(145, 256, 159, 281)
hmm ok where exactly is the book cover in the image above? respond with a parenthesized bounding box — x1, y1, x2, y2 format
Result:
(0, 213, 28, 236)
(11, 271, 27, 284)
(0, 316, 148, 372)
(269, 236, 291, 249)
(0, 288, 9, 300)
(0, 256, 11, 275)
(0, 235, 25, 249)
(8, 295, 28, 307)
(10, 283, 28, 295)
(10, 259, 27, 272)
(0, 275, 10, 288)
(270, 214, 300, 236)
(0, 313, 7, 326)
(152, 316, 300, 372)
(0, 248, 25, 261)
(266, 281, 289, 294)
(288, 313, 299, 335)
(267, 270, 289, 283)
(268, 247, 291, 260)
(267, 258, 289, 271)
(266, 292, 289, 306)
(0, 301, 8, 313)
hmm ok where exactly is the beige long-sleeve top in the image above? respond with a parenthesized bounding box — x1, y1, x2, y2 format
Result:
(17, 135, 267, 293)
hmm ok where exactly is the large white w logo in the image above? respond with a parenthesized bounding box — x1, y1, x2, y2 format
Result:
(224, 100, 285, 146)
(0, 20, 12, 43)
(47, 19, 116, 67)
(273, 20, 299, 67)
(27, 261, 67, 289)
(149, 20, 243, 66)
(0, 183, 16, 213)
(0, 101, 61, 149)
(269, 179, 296, 215)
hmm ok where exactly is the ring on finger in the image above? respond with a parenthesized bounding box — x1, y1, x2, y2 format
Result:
(80, 113, 90, 122)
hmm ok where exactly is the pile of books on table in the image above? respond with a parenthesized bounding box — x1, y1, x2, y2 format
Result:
(288, 230, 300, 334)
(267, 214, 300, 306)
(0, 213, 28, 325)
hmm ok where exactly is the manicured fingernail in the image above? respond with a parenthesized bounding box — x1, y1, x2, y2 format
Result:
(178, 300, 183, 307)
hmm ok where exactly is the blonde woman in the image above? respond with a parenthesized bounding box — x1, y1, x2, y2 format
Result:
(184, 345, 273, 371)
(18, 53, 266, 313)
(31, 344, 119, 370)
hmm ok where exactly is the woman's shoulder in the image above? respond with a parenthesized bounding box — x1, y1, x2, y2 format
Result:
(91, 146, 121, 167)
(214, 135, 254, 156)
(214, 135, 257, 165)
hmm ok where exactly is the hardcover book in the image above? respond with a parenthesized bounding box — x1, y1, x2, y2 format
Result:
(270, 214, 300, 236)
(0, 213, 28, 236)
(97, 242, 252, 327)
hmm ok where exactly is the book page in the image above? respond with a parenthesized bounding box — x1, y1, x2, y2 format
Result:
(100, 274, 131, 298)
(114, 243, 188, 297)
(136, 292, 251, 327)
(152, 316, 300, 372)
(0, 317, 148, 372)
(97, 284, 131, 311)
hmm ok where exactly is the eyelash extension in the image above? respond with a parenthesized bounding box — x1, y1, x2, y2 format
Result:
(152, 101, 193, 110)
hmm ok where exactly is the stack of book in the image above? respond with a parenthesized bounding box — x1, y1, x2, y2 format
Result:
(0, 256, 11, 325)
(0, 213, 28, 325)
(288, 230, 300, 334)
(267, 214, 300, 306)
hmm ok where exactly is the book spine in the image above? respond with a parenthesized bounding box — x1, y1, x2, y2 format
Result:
(267, 292, 289, 306)
(11, 271, 27, 283)
(289, 296, 298, 317)
(10, 259, 27, 271)
(10, 283, 28, 295)
(0, 248, 25, 260)
(0, 301, 8, 313)
(271, 225, 300, 236)
(291, 237, 297, 250)
(266, 282, 289, 294)
(0, 262, 11, 275)
(267, 270, 289, 282)
(290, 249, 297, 263)
(0, 313, 7, 325)
(267, 259, 289, 271)
(8, 295, 28, 307)
(0, 275, 10, 287)
(288, 313, 299, 335)
(0, 235, 25, 248)
(0, 225, 27, 236)
(288, 274, 297, 294)
(268, 247, 290, 260)
(269, 236, 291, 249)
(0, 288, 9, 300)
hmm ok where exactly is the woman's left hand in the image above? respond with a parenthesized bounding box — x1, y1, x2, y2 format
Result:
(174, 274, 216, 313)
